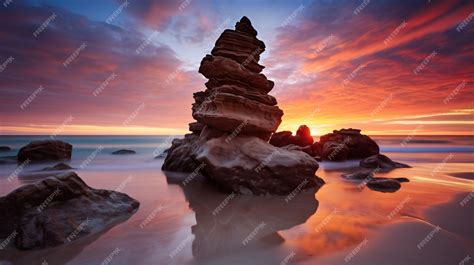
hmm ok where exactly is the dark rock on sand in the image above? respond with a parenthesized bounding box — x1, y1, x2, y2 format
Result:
(17, 140, 72, 163)
(111, 149, 136, 155)
(269, 125, 314, 147)
(0, 172, 139, 250)
(0, 146, 11, 152)
(162, 134, 199, 172)
(41, 162, 73, 171)
(360, 154, 410, 169)
(312, 128, 379, 161)
(366, 178, 402, 192)
(341, 168, 378, 180)
(194, 135, 324, 195)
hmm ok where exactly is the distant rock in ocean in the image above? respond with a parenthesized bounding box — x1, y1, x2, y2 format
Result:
(111, 149, 136, 155)
(269, 125, 314, 147)
(0, 172, 139, 250)
(17, 140, 72, 163)
(163, 17, 323, 195)
(0, 146, 11, 152)
(41, 162, 74, 171)
(360, 154, 410, 169)
(312, 128, 380, 161)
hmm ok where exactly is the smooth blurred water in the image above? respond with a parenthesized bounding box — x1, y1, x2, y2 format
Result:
(0, 135, 472, 265)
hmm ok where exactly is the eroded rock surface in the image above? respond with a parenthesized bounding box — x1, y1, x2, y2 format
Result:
(17, 140, 72, 163)
(360, 154, 410, 169)
(163, 17, 322, 194)
(312, 128, 379, 161)
(0, 172, 139, 250)
(194, 135, 323, 195)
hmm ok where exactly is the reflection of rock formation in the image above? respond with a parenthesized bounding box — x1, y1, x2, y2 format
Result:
(164, 172, 319, 259)
(162, 17, 322, 195)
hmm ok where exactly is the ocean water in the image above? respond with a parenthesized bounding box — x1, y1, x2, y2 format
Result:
(0, 135, 472, 265)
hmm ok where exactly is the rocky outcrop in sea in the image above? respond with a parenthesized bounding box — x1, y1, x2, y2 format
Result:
(162, 17, 323, 195)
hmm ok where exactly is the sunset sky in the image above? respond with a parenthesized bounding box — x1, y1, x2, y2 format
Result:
(0, 0, 472, 136)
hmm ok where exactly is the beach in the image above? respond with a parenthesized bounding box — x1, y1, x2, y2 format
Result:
(0, 135, 472, 265)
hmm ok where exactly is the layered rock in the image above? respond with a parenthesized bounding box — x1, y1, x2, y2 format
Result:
(0, 172, 139, 250)
(270, 125, 314, 147)
(17, 140, 72, 163)
(193, 135, 322, 195)
(163, 17, 323, 195)
(311, 128, 380, 161)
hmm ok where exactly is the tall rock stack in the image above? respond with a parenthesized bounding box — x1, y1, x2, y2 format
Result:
(163, 17, 324, 195)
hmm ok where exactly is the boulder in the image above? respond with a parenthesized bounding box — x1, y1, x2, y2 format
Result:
(366, 178, 401, 192)
(0, 146, 11, 152)
(162, 134, 199, 172)
(111, 149, 136, 155)
(312, 128, 379, 161)
(269, 125, 314, 148)
(360, 154, 410, 169)
(193, 135, 324, 195)
(0, 172, 139, 250)
(341, 169, 378, 180)
(41, 162, 73, 171)
(17, 140, 72, 163)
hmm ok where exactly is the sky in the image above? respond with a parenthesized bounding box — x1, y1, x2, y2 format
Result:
(0, 0, 472, 136)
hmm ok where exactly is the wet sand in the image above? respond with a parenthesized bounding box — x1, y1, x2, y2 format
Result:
(0, 156, 472, 265)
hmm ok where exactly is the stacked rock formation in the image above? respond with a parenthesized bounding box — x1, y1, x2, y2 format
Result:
(163, 17, 323, 195)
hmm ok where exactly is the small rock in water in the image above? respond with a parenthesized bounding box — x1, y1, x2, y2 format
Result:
(41, 162, 73, 171)
(111, 149, 136, 155)
(360, 154, 410, 169)
(366, 178, 401, 192)
(0, 146, 11, 152)
(17, 140, 72, 163)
